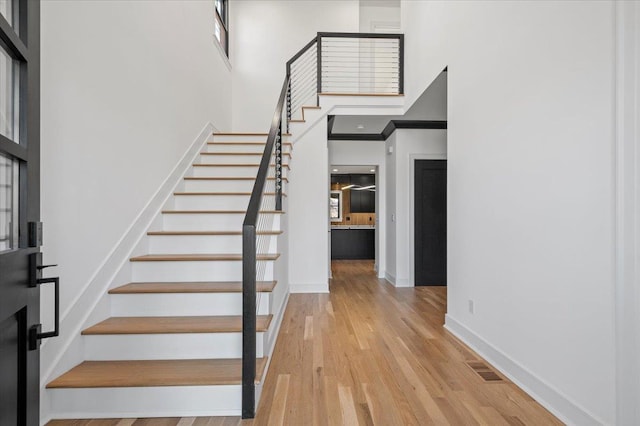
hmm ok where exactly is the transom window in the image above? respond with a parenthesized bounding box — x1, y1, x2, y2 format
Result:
(214, 0, 228, 56)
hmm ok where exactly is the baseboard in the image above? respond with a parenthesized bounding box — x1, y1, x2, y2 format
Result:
(444, 314, 605, 426)
(40, 123, 215, 421)
(384, 272, 411, 287)
(384, 272, 396, 285)
(290, 283, 329, 293)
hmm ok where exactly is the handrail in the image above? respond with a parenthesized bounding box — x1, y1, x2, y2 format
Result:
(241, 31, 404, 419)
(241, 75, 288, 419)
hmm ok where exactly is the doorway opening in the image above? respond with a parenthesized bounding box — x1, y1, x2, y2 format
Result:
(330, 165, 378, 271)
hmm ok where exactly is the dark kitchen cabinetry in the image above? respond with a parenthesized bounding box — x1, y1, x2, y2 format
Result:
(349, 174, 375, 213)
(331, 229, 375, 259)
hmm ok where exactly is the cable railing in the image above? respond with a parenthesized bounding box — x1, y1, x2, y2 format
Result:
(241, 76, 287, 419)
(285, 32, 404, 131)
(241, 31, 403, 419)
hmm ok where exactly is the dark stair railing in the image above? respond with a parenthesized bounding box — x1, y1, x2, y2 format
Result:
(241, 31, 404, 419)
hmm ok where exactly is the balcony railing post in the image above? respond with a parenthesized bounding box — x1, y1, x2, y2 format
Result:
(316, 33, 322, 100)
(241, 223, 257, 419)
(275, 123, 282, 211)
(398, 34, 404, 95)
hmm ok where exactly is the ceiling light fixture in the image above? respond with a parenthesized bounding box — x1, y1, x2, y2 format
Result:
(369, 169, 375, 172)
(356, 124, 365, 130)
(353, 185, 375, 191)
(332, 168, 338, 172)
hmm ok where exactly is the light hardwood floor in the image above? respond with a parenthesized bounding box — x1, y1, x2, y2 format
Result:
(48, 260, 562, 426)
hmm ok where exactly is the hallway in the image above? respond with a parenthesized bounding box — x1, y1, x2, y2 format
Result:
(49, 261, 562, 425)
(253, 260, 561, 425)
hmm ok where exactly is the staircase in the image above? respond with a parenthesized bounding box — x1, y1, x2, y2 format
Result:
(46, 132, 290, 418)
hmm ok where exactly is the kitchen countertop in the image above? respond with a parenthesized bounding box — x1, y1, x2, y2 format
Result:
(331, 225, 376, 230)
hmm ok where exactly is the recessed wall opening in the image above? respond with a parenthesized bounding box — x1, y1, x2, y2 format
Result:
(330, 166, 377, 264)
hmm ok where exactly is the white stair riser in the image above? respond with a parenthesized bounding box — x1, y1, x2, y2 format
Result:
(111, 293, 271, 316)
(83, 332, 265, 360)
(163, 213, 281, 231)
(212, 134, 274, 142)
(49, 386, 243, 418)
(131, 260, 275, 282)
(148, 234, 280, 255)
(197, 154, 290, 165)
(173, 195, 284, 210)
(190, 165, 288, 178)
(182, 179, 286, 193)
(205, 144, 291, 154)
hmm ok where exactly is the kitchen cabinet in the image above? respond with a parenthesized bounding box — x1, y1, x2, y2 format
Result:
(331, 228, 375, 259)
(350, 174, 375, 213)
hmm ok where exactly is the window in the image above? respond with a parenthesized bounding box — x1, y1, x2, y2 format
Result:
(214, 0, 228, 56)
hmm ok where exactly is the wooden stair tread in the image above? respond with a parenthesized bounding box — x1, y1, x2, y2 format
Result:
(200, 152, 291, 156)
(289, 119, 305, 123)
(172, 192, 286, 197)
(192, 163, 290, 168)
(183, 176, 288, 182)
(302, 106, 321, 109)
(319, 92, 404, 97)
(109, 281, 277, 294)
(162, 209, 285, 214)
(46, 358, 268, 388)
(82, 315, 273, 335)
(211, 132, 291, 137)
(147, 230, 283, 236)
(214, 132, 269, 136)
(207, 142, 292, 146)
(130, 253, 280, 262)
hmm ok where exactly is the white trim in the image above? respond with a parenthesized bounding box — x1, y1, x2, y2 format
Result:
(384, 271, 396, 285)
(614, 2, 640, 424)
(408, 153, 447, 287)
(290, 283, 329, 293)
(445, 314, 606, 426)
(40, 123, 215, 387)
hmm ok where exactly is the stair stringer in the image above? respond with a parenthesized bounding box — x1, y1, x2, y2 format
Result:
(40, 123, 216, 425)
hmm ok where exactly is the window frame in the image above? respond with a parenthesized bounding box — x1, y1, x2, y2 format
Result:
(214, 0, 229, 57)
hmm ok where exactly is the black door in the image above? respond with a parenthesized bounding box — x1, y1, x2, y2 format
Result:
(0, 1, 43, 424)
(415, 160, 446, 286)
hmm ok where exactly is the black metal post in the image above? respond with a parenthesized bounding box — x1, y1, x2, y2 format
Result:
(241, 224, 257, 419)
(316, 33, 322, 100)
(286, 65, 291, 134)
(275, 123, 283, 211)
(398, 34, 404, 95)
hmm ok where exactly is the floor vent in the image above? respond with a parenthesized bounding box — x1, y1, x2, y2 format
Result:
(466, 360, 503, 382)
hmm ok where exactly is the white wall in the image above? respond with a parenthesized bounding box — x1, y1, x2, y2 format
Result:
(359, 0, 400, 33)
(230, 0, 359, 131)
(41, 0, 231, 377)
(402, 1, 616, 423)
(616, 2, 640, 424)
(288, 117, 330, 292)
(329, 140, 386, 277)
(385, 129, 447, 287)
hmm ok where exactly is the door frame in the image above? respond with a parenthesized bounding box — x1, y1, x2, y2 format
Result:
(0, 0, 41, 424)
(409, 154, 446, 287)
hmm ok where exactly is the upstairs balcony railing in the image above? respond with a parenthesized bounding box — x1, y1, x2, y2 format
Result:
(241, 31, 403, 419)
(286, 32, 404, 131)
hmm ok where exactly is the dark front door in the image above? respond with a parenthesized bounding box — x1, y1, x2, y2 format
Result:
(414, 160, 446, 286)
(0, 1, 42, 424)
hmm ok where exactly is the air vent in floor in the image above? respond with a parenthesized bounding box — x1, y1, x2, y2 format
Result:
(466, 360, 503, 382)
